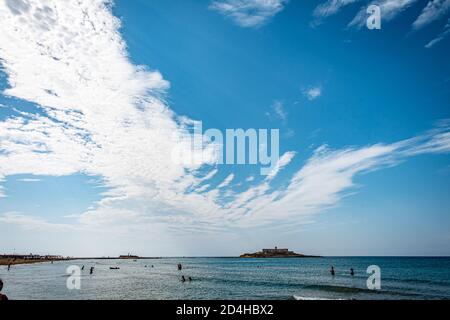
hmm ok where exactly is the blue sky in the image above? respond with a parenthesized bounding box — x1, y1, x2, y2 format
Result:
(0, 0, 449, 256)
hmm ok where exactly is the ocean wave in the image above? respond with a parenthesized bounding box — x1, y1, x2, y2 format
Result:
(383, 277, 450, 286)
(300, 284, 426, 298)
(303, 284, 379, 294)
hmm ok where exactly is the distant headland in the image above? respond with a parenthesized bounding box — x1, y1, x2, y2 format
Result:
(0, 254, 70, 266)
(119, 254, 140, 259)
(0, 253, 161, 266)
(240, 247, 320, 258)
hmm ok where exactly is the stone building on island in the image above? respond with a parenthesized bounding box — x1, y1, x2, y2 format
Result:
(240, 247, 320, 258)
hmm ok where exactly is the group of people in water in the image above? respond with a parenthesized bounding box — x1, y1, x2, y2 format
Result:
(81, 265, 95, 274)
(2, 263, 357, 300)
(177, 263, 193, 283)
(330, 266, 355, 277)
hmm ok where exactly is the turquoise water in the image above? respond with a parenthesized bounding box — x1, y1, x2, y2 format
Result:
(0, 257, 449, 300)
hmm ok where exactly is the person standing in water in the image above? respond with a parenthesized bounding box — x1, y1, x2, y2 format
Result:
(350, 268, 355, 276)
(330, 266, 335, 276)
(0, 279, 8, 301)
(7, 263, 11, 271)
(90, 266, 94, 275)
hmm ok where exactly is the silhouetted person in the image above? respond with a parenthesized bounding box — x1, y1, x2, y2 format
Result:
(90, 266, 94, 275)
(330, 266, 335, 276)
(81, 265, 84, 271)
(350, 268, 355, 276)
(188, 277, 192, 282)
(0, 279, 8, 301)
(7, 264, 11, 271)
(181, 275, 186, 282)
(177, 263, 182, 271)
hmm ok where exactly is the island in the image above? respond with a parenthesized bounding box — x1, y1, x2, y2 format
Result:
(119, 254, 140, 259)
(240, 247, 320, 258)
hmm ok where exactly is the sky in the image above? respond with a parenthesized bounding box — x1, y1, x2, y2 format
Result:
(0, 0, 449, 257)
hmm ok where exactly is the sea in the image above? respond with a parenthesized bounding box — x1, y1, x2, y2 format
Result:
(1, 257, 449, 300)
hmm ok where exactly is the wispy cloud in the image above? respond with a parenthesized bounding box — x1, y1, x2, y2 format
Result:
(265, 151, 295, 181)
(1, 122, 450, 233)
(314, 0, 450, 46)
(413, 0, 450, 30)
(314, 0, 360, 18)
(209, 0, 288, 28)
(349, 0, 419, 28)
(18, 178, 41, 182)
(425, 18, 450, 47)
(303, 86, 322, 101)
(266, 100, 287, 122)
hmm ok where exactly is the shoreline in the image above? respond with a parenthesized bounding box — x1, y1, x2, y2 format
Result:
(0, 258, 70, 266)
(0, 257, 163, 266)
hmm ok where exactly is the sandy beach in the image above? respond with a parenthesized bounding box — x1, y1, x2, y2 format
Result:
(0, 258, 65, 266)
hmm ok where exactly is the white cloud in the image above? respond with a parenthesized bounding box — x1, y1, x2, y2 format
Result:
(209, 0, 288, 28)
(265, 151, 295, 181)
(349, 0, 419, 28)
(18, 178, 41, 182)
(2, 121, 450, 234)
(0, 0, 218, 232)
(236, 123, 450, 227)
(314, 0, 450, 41)
(314, 0, 360, 18)
(195, 184, 211, 193)
(425, 18, 450, 47)
(267, 100, 287, 122)
(304, 86, 322, 101)
(413, 0, 450, 30)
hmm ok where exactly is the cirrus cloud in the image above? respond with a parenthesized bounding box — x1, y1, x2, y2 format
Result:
(209, 0, 288, 28)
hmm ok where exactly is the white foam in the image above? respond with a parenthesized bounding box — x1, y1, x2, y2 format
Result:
(293, 295, 347, 300)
